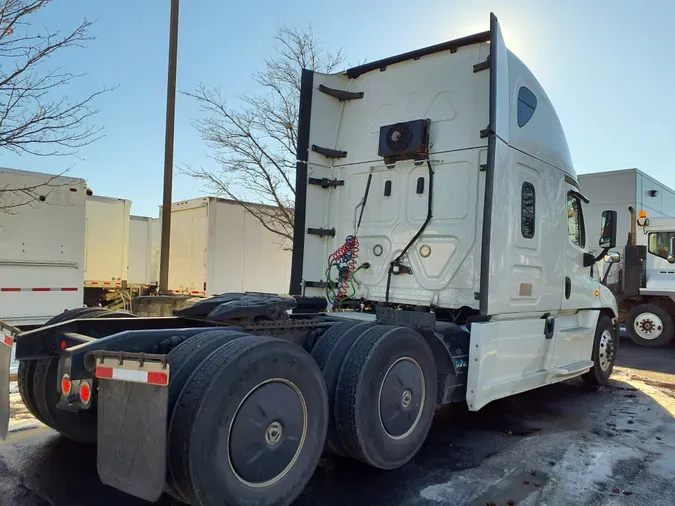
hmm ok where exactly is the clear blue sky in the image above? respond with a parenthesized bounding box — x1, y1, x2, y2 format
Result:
(3, 0, 674, 216)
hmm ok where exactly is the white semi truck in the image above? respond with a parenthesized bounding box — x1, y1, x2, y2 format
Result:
(0, 14, 620, 506)
(579, 170, 675, 347)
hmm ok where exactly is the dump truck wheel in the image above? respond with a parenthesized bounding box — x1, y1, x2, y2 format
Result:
(169, 336, 328, 506)
(32, 358, 97, 443)
(583, 316, 617, 385)
(17, 360, 49, 425)
(628, 303, 674, 347)
(334, 325, 437, 469)
(311, 321, 374, 455)
(164, 328, 249, 501)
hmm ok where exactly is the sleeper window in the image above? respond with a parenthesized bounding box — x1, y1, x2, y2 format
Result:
(567, 193, 586, 248)
(521, 182, 535, 238)
(517, 87, 537, 127)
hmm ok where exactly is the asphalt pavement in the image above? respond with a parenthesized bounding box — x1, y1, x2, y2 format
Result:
(0, 338, 673, 506)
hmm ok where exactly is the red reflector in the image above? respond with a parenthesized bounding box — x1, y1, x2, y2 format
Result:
(80, 383, 91, 403)
(60, 340, 67, 351)
(148, 371, 169, 386)
(62, 376, 72, 395)
(1, 288, 20, 292)
(61, 287, 78, 292)
(3, 335, 13, 347)
(69, 187, 77, 192)
(95, 366, 113, 379)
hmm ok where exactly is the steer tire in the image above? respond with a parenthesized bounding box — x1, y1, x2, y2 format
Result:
(334, 325, 437, 470)
(311, 321, 374, 455)
(17, 360, 48, 425)
(169, 336, 328, 506)
(583, 316, 617, 385)
(164, 328, 248, 501)
(32, 358, 97, 443)
(627, 303, 674, 348)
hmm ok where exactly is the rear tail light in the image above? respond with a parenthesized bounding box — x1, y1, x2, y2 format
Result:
(79, 381, 92, 405)
(61, 375, 72, 396)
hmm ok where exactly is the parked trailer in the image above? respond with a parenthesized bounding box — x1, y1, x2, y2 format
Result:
(0, 168, 87, 326)
(579, 170, 675, 347)
(128, 215, 160, 287)
(166, 197, 292, 296)
(1, 15, 621, 506)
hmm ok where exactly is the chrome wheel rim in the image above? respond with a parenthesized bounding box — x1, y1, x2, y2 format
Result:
(633, 312, 663, 340)
(598, 329, 614, 371)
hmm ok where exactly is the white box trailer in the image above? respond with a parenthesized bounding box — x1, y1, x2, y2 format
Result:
(128, 215, 160, 286)
(166, 197, 291, 296)
(84, 195, 131, 289)
(0, 168, 87, 326)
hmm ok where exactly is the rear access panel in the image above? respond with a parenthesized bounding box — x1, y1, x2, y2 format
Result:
(96, 354, 169, 502)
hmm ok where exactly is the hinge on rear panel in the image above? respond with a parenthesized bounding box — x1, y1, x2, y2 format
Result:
(480, 127, 490, 138)
(474, 292, 480, 300)
(319, 84, 364, 102)
(308, 177, 344, 189)
(312, 145, 348, 159)
(473, 54, 490, 73)
(479, 164, 487, 172)
(307, 227, 336, 237)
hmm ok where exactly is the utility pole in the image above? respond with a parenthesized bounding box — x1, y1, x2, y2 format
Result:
(159, 0, 180, 294)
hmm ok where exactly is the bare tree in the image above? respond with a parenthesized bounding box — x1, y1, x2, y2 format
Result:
(182, 26, 345, 247)
(0, 0, 108, 212)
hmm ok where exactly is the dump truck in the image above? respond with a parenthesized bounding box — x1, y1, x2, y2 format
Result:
(0, 14, 620, 506)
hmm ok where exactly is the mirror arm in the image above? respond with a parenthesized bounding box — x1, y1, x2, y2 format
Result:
(594, 247, 610, 263)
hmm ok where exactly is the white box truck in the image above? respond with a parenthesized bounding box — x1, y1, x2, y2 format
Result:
(0, 168, 87, 326)
(2, 14, 623, 506)
(579, 169, 675, 347)
(166, 197, 292, 296)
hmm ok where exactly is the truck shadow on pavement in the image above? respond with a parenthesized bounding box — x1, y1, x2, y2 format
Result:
(1, 375, 672, 506)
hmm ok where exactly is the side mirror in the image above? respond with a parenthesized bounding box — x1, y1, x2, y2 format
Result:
(599, 210, 617, 249)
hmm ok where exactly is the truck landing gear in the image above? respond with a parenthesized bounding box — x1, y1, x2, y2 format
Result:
(628, 303, 674, 348)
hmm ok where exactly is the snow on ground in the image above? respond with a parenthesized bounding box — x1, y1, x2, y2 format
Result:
(8, 381, 43, 433)
(420, 373, 675, 506)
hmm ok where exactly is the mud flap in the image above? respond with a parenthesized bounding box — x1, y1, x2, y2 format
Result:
(96, 357, 170, 502)
(0, 329, 13, 440)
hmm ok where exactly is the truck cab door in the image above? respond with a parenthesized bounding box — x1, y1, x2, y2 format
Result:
(561, 189, 598, 312)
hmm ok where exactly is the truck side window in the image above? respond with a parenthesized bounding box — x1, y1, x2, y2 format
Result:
(521, 182, 535, 238)
(567, 193, 585, 247)
(648, 232, 675, 260)
(517, 87, 537, 127)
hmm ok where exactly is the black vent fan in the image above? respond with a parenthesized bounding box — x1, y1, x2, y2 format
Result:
(378, 118, 431, 165)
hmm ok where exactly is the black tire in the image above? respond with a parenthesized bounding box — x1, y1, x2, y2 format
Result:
(17, 360, 48, 425)
(32, 358, 97, 443)
(627, 303, 674, 347)
(164, 328, 248, 501)
(16, 308, 133, 426)
(334, 325, 437, 469)
(583, 316, 617, 385)
(311, 321, 374, 455)
(169, 336, 328, 506)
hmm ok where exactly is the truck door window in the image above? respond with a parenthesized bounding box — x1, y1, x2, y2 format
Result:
(648, 232, 675, 260)
(521, 182, 535, 238)
(567, 193, 586, 247)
